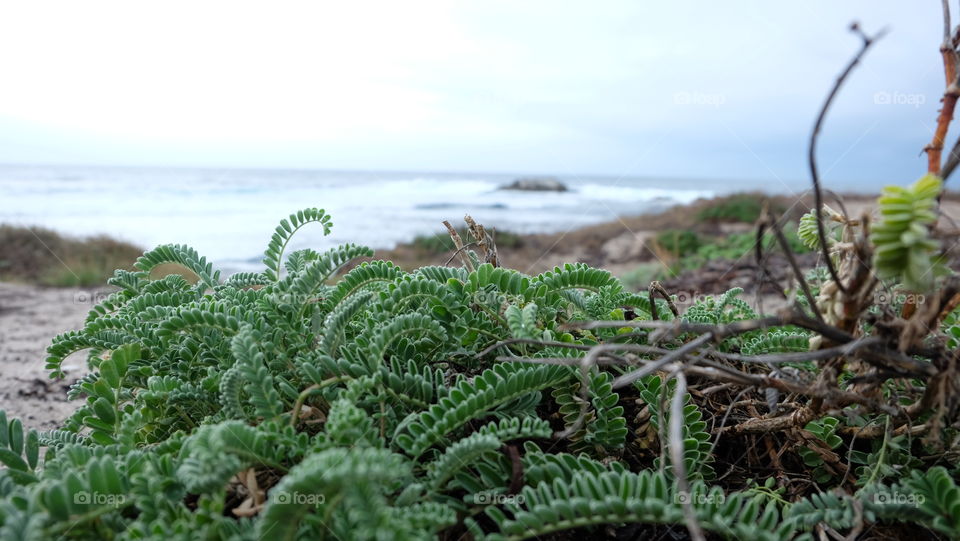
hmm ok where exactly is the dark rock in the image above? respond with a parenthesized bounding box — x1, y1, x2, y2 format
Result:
(499, 177, 568, 192)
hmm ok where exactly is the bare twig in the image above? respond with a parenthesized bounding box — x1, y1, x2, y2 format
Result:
(495, 356, 629, 366)
(480, 338, 667, 358)
(928, 0, 960, 175)
(845, 499, 865, 540)
(704, 386, 753, 459)
(648, 281, 679, 321)
(443, 241, 477, 266)
(478, 338, 598, 356)
(941, 135, 960, 181)
(943, 0, 952, 42)
(464, 214, 500, 267)
(824, 189, 851, 223)
(839, 422, 929, 438)
(709, 337, 882, 365)
(566, 310, 857, 345)
(503, 444, 524, 494)
(763, 208, 824, 322)
(442, 220, 474, 272)
(669, 370, 706, 541)
(612, 333, 713, 388)
(754, 208, 790, 302)
(809, 23, 887, 294)
(555, 345, 613, 439)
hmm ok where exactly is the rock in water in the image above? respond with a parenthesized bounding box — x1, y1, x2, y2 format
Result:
(499, 177, 568, 192)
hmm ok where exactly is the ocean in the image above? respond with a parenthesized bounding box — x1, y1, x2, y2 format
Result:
(0, 164, 787, 273)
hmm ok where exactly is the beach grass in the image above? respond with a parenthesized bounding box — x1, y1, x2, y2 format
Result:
(0, 224, 143, 287)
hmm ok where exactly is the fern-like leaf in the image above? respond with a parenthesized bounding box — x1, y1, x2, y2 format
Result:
(134, 243, 221, 290)
(263, 208, 333, 281)
(393, 363, 570, 458)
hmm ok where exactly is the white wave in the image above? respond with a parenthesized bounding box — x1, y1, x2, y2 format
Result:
(0, 165, 718, 272)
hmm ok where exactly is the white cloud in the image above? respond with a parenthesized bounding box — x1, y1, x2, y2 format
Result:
(0, 1, 947, 181)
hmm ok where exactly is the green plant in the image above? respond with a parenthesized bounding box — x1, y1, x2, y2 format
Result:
(943, 306, 960, 348)
(632, 374, 715, 480)
(654, 229, 701, 258)
(797, 207, 842, 251)
(848, 424, 921, 488)
(667, 227, 809, 275)
(872, 174, 944, 291)
(797, 417, 843, 484)
(696, 194, 773, 224)
(2, 207, 958, 540)
(787, 467, 960, 539)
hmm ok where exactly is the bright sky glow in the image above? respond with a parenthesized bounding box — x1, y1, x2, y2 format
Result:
(0, 1, 946, 184)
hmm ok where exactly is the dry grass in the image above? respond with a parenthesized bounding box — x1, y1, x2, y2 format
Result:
(366, 192, 811, 274)
(0, 224, 144, 287)
(366, 190, 959, 275)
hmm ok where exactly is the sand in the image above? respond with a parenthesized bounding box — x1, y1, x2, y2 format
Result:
(0, 283, 105, 432)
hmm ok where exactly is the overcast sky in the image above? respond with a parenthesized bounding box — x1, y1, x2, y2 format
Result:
(0, 1, 949, 186)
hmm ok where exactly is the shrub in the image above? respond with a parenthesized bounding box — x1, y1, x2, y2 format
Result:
(0, 207, 957, 540)
(695, 193, 777, 224)
(653, 229, 701, 258)
(649, 225, 809, 277)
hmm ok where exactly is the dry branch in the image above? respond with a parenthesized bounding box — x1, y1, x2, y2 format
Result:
(926, 0, 960, 175)
(442, 219, 474, 272)
(808, 23, 887, 294)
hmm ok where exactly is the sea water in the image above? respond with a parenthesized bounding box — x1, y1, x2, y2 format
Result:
(0, 164, 741, 272)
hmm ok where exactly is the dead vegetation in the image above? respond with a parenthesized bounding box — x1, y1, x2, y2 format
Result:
(441, 18, 960, 540)
(0, 224, 143, 287)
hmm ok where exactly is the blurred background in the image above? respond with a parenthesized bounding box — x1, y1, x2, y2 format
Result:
(0, 1, 950, 278)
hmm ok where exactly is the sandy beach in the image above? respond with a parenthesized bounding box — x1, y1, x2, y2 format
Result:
(0, 283, 104, 431)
